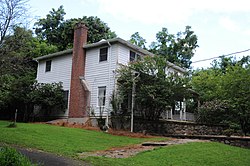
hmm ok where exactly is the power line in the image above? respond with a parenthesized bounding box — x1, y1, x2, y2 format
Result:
(192, 49, 250, 63)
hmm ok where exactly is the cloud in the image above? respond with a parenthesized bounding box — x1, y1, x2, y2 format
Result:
(84, 0, 250, 25)
(219, 17, 240, 32)
(244, 30, 250, 35)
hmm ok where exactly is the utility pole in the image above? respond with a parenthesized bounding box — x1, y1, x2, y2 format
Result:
(131, 71, 140, 132)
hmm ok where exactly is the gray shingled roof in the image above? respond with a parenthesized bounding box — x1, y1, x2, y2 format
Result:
(83, 37, 155, 57)
(34, 49, 73, 61)
(34, 38, 186, 73)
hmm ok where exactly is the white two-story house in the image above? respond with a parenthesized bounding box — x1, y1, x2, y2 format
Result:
(34, 23, 186, 123)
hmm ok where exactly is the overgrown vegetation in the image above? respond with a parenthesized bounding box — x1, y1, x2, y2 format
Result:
(192, 56, 250, 135)
(113, 56, 191, 121)
(0, 146, 35, 166)
(0, 79, 65, 121)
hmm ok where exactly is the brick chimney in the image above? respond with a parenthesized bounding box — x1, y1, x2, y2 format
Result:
(68, 23, 88, 118)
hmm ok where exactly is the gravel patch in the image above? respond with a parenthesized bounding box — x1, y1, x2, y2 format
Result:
(79, 138, 208, 159)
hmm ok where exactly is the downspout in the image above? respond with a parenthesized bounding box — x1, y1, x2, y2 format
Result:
(106, 41, 112, 128)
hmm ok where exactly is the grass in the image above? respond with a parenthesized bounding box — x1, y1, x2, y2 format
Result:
(85, 142, 250, 166)
(0, 121, 164, 157)
(0, 146, 36, 166)
(1, 121, 249, 166)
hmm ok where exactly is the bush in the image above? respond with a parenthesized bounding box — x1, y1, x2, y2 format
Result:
(0, 147, 35, 166)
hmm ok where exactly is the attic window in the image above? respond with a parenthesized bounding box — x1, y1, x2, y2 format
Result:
(99, 47, 108, 62)
(130, 51, 141, 62)
(45, 60, 52, 72)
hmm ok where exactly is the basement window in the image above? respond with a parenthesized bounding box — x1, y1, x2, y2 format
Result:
(99, 47, 108, 62)
(45, 60, 52, 72)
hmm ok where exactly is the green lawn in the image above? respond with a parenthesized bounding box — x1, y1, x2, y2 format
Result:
(0, 121, 163, 157)
(1, 121, 249, 166)
(85, 142, 250, 166)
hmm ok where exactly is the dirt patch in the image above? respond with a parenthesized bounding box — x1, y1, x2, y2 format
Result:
(41, 120, 159, 138)
(107, 128, 160, 138)
(79, 144, 155, 158)
(78, 138, 209, 159)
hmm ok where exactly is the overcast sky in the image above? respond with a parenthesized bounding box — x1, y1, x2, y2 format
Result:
(29, 0, 250, 69)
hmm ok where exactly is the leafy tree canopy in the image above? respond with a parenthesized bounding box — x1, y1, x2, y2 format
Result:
(115, 56, 189, 120)
(129, 32, 147, 49)
(0, 26, 61, 121)
(34, 5, 117, 51)
(129, 26, 198, 69)
(150, 26, 198, 69)
(192, 56, 250, 135)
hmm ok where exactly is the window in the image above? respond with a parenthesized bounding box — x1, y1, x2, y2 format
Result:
(130, 51, 136, 62)
(98, 86, 106, 107)
(99, 47, 108, 62)
(45, 60, 52, 72)
(63, 90, 69, 108)
(130, 51, 141, 62)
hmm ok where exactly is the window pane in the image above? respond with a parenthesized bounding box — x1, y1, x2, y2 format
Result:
(130, 51, 136, 62)
(98, 86, 106, 106)
(63, 90, 69, 108)
(137, 54, 141, 61)
(45, 60, 51, 72)
(99, 47, 108, 62)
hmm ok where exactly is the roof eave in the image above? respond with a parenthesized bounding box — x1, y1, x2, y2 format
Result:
(83, 38, 154, 56)
(34, 49, 73, 61)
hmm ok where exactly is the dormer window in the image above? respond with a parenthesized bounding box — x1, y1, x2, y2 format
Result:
(45, 60, 52, 72)
(99, 47, 108, 62)
(130, 51, 141, 62)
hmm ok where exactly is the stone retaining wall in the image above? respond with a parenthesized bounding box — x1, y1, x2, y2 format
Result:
(111, 118, 250, 148)
(133, 119, 228, 136)
(166, 134, 250, 148)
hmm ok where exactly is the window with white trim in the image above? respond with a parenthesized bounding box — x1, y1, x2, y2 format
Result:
(99, 47, 108, 62)
(98, 86, 106, 107)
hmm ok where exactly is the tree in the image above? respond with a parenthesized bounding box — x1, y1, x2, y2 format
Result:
(0, 26, 59, 121)
(30, 82, 66, 119)
(192, 56, 250, 135)
(222, 65, 250, 135)
(129, 32, 146, 49)
(34, 5, 66, 50)
(34, 6, 117, 51)
(0, 0, 29, 45)
(0, 27, 57, 80)
(150, 26, 198, 69)
(115, 56, 188, 120)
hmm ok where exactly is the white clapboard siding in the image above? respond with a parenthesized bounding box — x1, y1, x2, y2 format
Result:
(117, 44, 130, 65)
(36, 53, 72, 117)
(85, 44, 118, 116)
(36, 54, 72, 90)
(35, 39, 185, 118)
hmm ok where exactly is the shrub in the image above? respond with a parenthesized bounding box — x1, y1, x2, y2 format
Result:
(0, 147, 35, 166)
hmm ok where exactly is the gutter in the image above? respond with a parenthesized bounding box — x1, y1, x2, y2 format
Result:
(33, 49, 73, 61)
